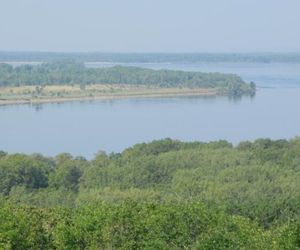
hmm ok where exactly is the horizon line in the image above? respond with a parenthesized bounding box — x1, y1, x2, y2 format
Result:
(1, 51, 300, 55)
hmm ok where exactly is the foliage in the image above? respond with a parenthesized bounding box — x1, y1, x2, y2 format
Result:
(1, 201, 299, 249)
(0, 61, 255, 96)
(1, 138, 300, 248)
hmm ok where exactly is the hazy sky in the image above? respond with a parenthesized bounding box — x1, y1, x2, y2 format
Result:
(1, 0, 300, 52)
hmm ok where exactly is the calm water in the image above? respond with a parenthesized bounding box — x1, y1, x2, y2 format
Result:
(1, 62, 300, 158)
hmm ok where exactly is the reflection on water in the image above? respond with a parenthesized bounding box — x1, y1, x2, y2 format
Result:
(0, 62, 300, 158)
(0, 88, 299, 158)
(33, 104, 43, 112)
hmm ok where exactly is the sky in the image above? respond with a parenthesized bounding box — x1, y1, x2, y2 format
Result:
(0, 0, 300, 53)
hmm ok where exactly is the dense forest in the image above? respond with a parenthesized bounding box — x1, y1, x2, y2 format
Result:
(1, 138, 300, 249)
(1, 52, 300, 63)
(0, 61, 255, 97)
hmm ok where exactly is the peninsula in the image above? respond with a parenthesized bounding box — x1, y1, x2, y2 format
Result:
(0, 61, 255, 105)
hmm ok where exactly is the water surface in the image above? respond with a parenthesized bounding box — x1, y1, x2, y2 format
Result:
(1, 62, 300, 158)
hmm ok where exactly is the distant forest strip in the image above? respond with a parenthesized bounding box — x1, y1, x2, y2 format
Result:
(1, 137, 300, 248)
(1, 51, 300, 63)
(0, 61, 255, 96)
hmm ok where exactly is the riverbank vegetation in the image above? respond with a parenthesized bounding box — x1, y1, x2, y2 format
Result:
(0, 138, 300, 248)
(0, 61, 255, 99)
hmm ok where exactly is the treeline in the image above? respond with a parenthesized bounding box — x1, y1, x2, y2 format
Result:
(1, 52, 300, 63)
(0, 138, 300, 248)
(0, 61, 255, 96)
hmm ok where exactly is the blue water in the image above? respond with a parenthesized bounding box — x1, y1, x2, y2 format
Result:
(1, 62, 300, 158)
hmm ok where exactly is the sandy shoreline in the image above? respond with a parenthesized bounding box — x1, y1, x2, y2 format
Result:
(0, 88, 218, 106)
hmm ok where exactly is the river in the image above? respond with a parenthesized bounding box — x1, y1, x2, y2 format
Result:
(1, 62, 300, 158)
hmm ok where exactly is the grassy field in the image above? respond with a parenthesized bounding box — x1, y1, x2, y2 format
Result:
(0, 84, 217, 105)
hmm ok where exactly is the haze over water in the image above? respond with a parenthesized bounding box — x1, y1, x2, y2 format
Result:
(1, 62, 300, 158)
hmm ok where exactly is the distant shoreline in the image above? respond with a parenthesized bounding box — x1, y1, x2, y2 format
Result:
(0, 87, 218, 106)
